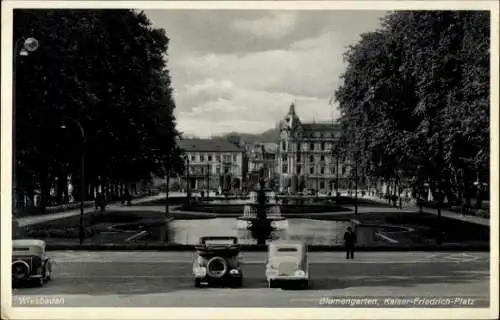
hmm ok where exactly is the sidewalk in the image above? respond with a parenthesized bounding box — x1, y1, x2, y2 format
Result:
(16, 193, 167, 227)
(363, 195, 490, 227)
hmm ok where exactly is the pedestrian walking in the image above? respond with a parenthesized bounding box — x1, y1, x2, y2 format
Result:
(95, 192, 106, 212)
(343, 226, 357, 259)
(99, 192, 106, 212)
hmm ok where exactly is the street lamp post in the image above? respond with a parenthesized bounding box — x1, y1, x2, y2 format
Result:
(206, 163, 210, 199)
(165, 161, 170, 217)
(354, 156, 358, 215)
(61, 116, 85, 245)
(184, 155, 190, 201)
(336, 155, 340, 201)
(397, 168, 404, 209)
(12, 37, 39, 214)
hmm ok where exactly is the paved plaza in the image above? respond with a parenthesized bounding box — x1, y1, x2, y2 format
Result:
(12, 251, 490, 307)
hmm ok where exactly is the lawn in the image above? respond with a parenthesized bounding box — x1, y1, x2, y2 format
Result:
(18, 209, 169, 244)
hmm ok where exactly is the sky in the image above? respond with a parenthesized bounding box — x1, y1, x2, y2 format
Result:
(144, 10, 386, 138)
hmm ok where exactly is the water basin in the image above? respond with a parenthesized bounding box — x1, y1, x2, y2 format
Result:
(167, 218, 374, 245)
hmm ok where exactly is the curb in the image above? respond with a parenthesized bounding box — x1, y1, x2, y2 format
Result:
(45, 244, 490, 252)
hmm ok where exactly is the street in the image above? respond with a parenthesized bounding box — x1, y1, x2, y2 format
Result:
(11, 251, 490, 307)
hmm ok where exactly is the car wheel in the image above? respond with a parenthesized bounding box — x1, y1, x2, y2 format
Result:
(195, 278, 201, 288)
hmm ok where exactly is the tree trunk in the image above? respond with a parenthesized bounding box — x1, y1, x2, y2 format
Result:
(475, 185, 483, 209)
(27, 183, 35, 208)
(57, 173, 65, 204)
(39, 172, 50, 213)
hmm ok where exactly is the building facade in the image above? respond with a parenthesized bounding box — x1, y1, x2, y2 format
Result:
(276, 103, 353, 193)
(178, 138, 245, 192)
(246, 142, 278, 187)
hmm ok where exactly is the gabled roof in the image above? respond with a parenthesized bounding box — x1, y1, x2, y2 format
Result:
(302, 122, 341, 132)
(178, 138, 244, 152)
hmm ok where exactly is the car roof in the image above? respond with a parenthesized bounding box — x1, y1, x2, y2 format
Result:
(13, 239, 46, 248)
(269, 241, 306, 248)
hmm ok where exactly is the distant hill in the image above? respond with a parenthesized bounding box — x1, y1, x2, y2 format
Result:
(217, 128, 280, 144)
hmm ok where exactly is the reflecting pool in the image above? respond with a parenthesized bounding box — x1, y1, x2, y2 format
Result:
(167, 218, 378, 245)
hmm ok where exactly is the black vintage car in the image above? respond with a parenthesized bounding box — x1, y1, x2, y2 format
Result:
(12, 239, 53, 287)
(192, 236, 243, 288)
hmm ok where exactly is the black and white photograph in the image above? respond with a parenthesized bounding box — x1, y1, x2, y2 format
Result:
(1, 1, 498, 319)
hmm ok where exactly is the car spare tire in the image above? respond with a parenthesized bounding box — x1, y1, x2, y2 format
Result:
(206, 256, 227, 278)
(12, 260, 30, 281)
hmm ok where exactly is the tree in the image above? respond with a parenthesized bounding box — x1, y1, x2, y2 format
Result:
(14, 10, 182, 211)
(335, 11, 490, 213)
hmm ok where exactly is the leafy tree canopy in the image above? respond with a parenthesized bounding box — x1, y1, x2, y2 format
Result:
(334, 11, 490, 203)
(14, 9, 182, 207)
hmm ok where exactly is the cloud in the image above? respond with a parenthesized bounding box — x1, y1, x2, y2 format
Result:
(232, 12, 298, 39)
(144, 10, 386, 138)
(176, 85, 340, 138)
(173, 30, 346, 113)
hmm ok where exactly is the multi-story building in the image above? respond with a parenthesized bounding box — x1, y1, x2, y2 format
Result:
(276, 103, 353, 193)
(178, 138, 245, 192)
(246, 142, 278, 187)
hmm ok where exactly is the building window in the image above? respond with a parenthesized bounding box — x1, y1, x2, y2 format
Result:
(208, 155, 213, 162)
(309, 166, 314, 174)
(191, 155, 195, 161)
(233, 154, 237, 161)
(224, 155, 231, 162)
(342, 166, 346, 175)
(282, 154, 288, 161)
(282, 141, 286, 151)
(224, 166, 230, 174)
(200, 154, 205, 162)
(216, 166, 221, 174)
(282, 164, 288, 174)
(320, 181, 325, 189)
(216, 155, 221, 162)
(297, 165, 302, 174)
(310, 143, 314, 150)
(320, 167, 325, 175)
(309, 155, 314, 162)
(296, 153, 301, 161)
(320, 154, 325, 161)
(321, 142, 325, 150)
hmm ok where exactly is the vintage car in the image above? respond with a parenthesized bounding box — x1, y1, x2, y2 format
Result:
(192, 236, 243, 288)
(265, 242, 309, 289)
(12, 239, 53, 287)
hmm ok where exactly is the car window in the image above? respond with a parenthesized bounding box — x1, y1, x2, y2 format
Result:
(277, 247, 298, 252)
(13, 247, 30, 252)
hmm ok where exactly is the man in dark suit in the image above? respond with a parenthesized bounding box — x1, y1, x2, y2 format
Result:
(343, 226, 357, 259)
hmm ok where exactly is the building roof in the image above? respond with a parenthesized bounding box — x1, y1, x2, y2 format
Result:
(280, 103, 303, 132)
(178, 138, 244, 152)
(302, 122, 341, 132)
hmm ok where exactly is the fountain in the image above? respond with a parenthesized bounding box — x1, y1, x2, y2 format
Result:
(236, 172, 286, 245)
